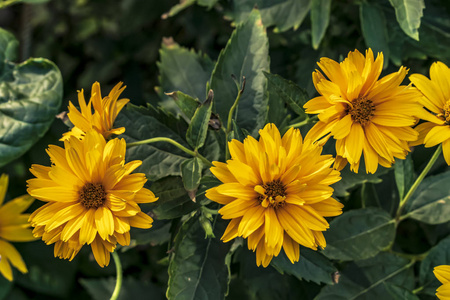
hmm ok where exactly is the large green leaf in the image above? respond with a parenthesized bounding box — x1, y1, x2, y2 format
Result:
(404, 170, 450, 224)
(157, 41, 214, 101)
(167, 216, 231, 300)
(388, 0, 425, 41)
(230, 0, 312, 32)
(419, 235, 450, 296)
(394, 155, 415, 200)
(186, 91, 212, 150)
(316, 253, 415, 299)
(271, 247, 336, 285)
(210, 9, 269, 136)
(115, 104, 189, 181)
(360, 2, 390, 68)
(311, 0, 331, 49)
(322, 208, 396, 261)
(0, 28, 63, 167)
(385, 283, 420, 300)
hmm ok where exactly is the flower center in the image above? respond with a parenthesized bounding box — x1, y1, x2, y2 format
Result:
(79, 183, 107, 209)
(256, 179, 287, 209)
(347, 97, 375, 126)
(438, 100, 450, 125)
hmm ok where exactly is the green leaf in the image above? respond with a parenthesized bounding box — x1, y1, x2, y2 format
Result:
(388, 0, 425, 41)
(332, 166, 389, 197)
(394, 155, 415, 200)
(167, 217, 231, 300)
(360, 2, 390, 68)
(265, 73, 288, 128)
(384, 283, 420, 300)
(157, 40, 214, 101)
(145, 176, 199, 220)
(186, 91, 213, 149)
(80, 276, 164, 300)
(166, 91, 200, 120)
(231, 0, 312, 32)
(197, 0, 218, 9)
(162, 0, 218, 18)
(210, 9, 269, 135)
(0, 276, 12, 300)
(322, 208, 396, 261)
(419, 235, 450, 296)
(311, 0, 331, 49)
(316, 253, 415, 299)
(181, 157, 203, 192)
(263, 72, 309, 120)
(405, 170, 450, 224)
(0, 29, 63, 167)
(271, 247, 336, 285)
(115, 104, 189, 181)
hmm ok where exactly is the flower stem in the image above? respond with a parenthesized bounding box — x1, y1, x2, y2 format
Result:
(110, 252, 123, 300)
(288, 115, 317, 129)
(396, 145, 442, 219)
(126, 137, 213, 167)
(225, 76, 246, 160)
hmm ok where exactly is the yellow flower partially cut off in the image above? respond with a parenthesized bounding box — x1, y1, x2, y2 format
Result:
(28, 130, 158, 267)
(206, 123, 343, 267)
(434, 265, 450, 299)
(0, 174, 36, 281)
(304, 48, 428, 174)
(61, 82, 129, 141)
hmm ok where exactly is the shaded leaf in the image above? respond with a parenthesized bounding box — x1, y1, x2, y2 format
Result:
(394, 155, 415, 200)
(166, 91, 200, 120)
(181, 157, 203, 192)
(311, 0, 331, 49)
(186, 91, 212, 149)
(388, 0, 425, 40)
(167, 217, 230, 300)
(384, 283, 420, 300)
(210, 9, 269, 135)
(332, 166, 389, 197)
(322, 208, 396, 261)
(0, 276, 12, 300)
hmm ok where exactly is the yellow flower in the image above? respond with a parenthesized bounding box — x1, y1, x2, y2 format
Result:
(0, 174, 36, 281)
(206, 124, 343, 267)
(61, 82, 129, 141)
(434, 265, 450, 299)
(28, 130, 158, 267)
(409, 62, 450, 164)
(303, 49, 425, 174)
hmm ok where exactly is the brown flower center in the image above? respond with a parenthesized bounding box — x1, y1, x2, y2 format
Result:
(79, 183, 107, 209)
(437, 100, 450, 125)
(257, 179, 287, 209)
(347, 97, 375, 126)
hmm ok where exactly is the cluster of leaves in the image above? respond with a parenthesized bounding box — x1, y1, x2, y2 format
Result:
(0, 0, 450, 299)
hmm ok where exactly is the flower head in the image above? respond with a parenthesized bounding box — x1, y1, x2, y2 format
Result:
(61, 82, 129, 141)
(28, 130, 158, 267)
(206, 123, 343, 267)
(409, 62, 450, 164)
(0, 174, 36, 281)
(434, 265, 450, 299)
(304, 49, 425, 173)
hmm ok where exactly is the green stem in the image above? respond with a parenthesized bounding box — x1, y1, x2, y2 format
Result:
(396, 145, 442, 219)
(110, 252, 123, 300)
(288, 115, 317, 129)
(0, 0, 22, 9)
(126, 137, 213, 167)
(225, 77, 246, 160)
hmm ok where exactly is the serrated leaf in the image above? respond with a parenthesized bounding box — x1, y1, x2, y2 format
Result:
(394, 155, 414, 200)
(210, 9, 269, 136)
(311, 0, 331, 49)
(186, 92, 212, 149)
(389, 0, 425, 41)
(166, 91, 200, 120)
(404, 170, 450, 224)
(145, 177, 199, 220)
(419, 235, 450, 296)
(181, 157, 203, 192)
(231, 0, 312, 32)
(167, 217, 230, 300)
(322, 208, 396, 261)
(271, 247, 336, 285)
(115, 104, 189, 181)
(0, 29, 63, 167)
(360, 2, 390, 68)
(332, 165, 389, 197)
(263, 72, 309, 120)
(317, 253, 415, 299)
(157, 41, 214, 101)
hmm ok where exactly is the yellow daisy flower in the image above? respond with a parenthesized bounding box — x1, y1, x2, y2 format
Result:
(0, 174, 36, 281)
(61, 82, 129, 141)
(409, 62, 450, 164)
(434, 265, 450, 299)
(28, 130, 158, 267)
(303, 49, 426, 174)
(206, 123, 343, 267)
